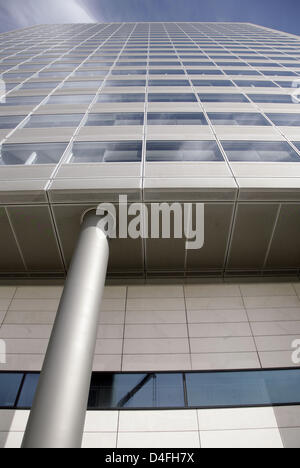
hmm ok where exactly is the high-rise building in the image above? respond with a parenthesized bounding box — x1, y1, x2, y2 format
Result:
(0, 21, 300, 449)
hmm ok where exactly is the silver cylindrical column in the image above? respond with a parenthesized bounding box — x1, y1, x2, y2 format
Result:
(22, 211, 110, 448)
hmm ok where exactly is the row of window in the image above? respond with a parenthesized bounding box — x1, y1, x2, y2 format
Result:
(1, 369, 300, 410)
(6, 79, 300, 89)
(1, 140, 300, 165)
(1, 92, 300, 106)
(3, 112, 300, 129)
(4, 69, 300, 82)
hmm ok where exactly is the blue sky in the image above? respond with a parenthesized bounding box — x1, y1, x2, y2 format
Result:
(0, 0, 299, 35)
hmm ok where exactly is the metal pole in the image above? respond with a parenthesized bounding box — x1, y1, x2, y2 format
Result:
(22, 211, 110, 448)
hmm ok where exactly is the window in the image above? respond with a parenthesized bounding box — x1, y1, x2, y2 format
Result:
(73, 70, 108, 78)
(0, 142, 68, 165)
(0, 115, 25, 129)
(61, 81, 102, 89)
(24, 114, 83, 128)
(148, 93, 197, 102)
(248, 94, 296, 103)
(149, 61, 181, 66)
(46, 95, 94, 105)
(221, 141, 300, 162)
(146, 141, 224, 162)
(0, 373, 23, 407)
(187, 69, 223, 75)
(234, 80, 278, 87)
(38, 71, 70, 79)
(186, 369, 300, 408)
(97, 93, 145, 103)
(198, 93, 249, 103)
(85, 113, 144, 126)
(5, 368, 300, 410)
(147, 112, 207, 125)
(262, 70, 298, 77)
(69, 141, 142, 163)
(149, 69, 185, 75)
(192, 79, 234, 87)
(267, 114, 300, 126)
(208, 112, 270, 126)
(224, 70, 261, 76)
(88, 373, 184, 409)
(111, 69, 147, 75)
(17, 374, 39, 408)
(0, 96, 44, 107)
(104, 80, 146, 87)
(116, 62, 147, 66)
(20, 81, 60, 90)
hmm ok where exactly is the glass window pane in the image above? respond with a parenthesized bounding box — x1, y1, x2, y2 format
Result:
(209, 112, 270, 126)
(146, 141, 224, 162)
(25, 114, 83, 128)
(69, 141, 142, 163)
(148, 93, 197, 102)
(0, 96, 44, 107)
(234, 80, 278, 87)
(192, 79, 234, 86)
(198, 93, 249, 103)
(222, 141, 300, 162)
(0, 373, 23, 407)
(104, 80, 146, 87)
(147, 112, 207, 125)
(17, 374, 39, 408)
(248, 94, 295, 103)
(46, 95, 94, 105)
(186, 370, 300, 408)
(148, 80, 190, 86)
(85, 113, 144, 126)
(97, 93, 145, 103)
(88, 373, 184, 409)
(0, 115, 25, 129)
(267, 114, 300, 126)
(0, 142, 68, 165)
(61, 81, 102, 89)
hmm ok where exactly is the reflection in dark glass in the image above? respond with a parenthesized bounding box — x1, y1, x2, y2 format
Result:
(88, 373, 184, 408)
(248, 94, 296, 103)
(187, 69, 224, 75)
(148, 93, 197, 102)
(221, 141, 300, 162)
(192, 79, 234, 86)
(234, 80, 278, 87)
(198, 93, 249, 103)
(25, 114, 84, 128)
(97, 93, 145, 103)
(111, 70, 147, 75)
(69, 141, 142, 163)
(0, 373, 23, 407)
(186, 370, 300, 408)
(147, 112, 207, 125)
(267, 114, 300, 126)
(46, 95, 94, 105)
(0, 96, 44, 106)
(0, 115, 25, 129)
(146, 141, 224, 162)
(17, 374, 39, 408)
(85, 113, 144, 126)
(104, 80, 146, 87)
(0, 142, 68, 165)
(149, 69, 185, 75)
(149, 80, 190, 86)
(208, 112, 270, 126)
